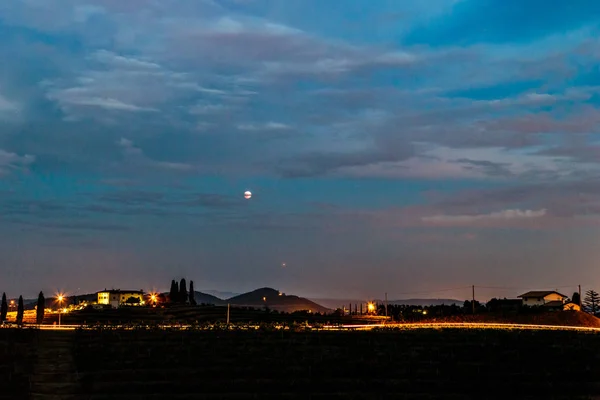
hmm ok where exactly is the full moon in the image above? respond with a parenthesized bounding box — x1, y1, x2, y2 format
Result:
(244, 190, 252, 199)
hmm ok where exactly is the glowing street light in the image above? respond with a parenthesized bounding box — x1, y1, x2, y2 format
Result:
(56, 294, 64, 326)
(367, 302, 376, 313)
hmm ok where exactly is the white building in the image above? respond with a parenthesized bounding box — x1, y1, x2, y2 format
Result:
(518, 291, 568, 307)
(97, 290, 145, 308)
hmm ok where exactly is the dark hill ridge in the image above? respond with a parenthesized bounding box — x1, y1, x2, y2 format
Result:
(21, 288, 329, 313)
(227, 288, 331, 313)
(192, 292, 225, 306)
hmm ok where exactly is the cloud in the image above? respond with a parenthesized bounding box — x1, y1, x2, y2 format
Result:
(0, 93, 19, 114)
(0, 149, 35, 176)
(422, 209, 547, 224)
(237, 122, 291, 131)
(6, 218, 130, 232)
(48, 93, 158, 113)
(276, 146, 414, 178)
(116, 138, 193, 172)
(92, 49, 161, 70)
(404, 0, 600, 46)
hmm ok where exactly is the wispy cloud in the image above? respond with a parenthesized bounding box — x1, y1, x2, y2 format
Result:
(0, 149, 35, 176)
(422, 209, 547, 224)
(237, 122, 291, 131)
(117, 138, 193, 172)
(0, 93, 19, 114)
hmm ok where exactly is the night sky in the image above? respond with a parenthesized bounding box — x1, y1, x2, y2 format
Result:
(2, 0, 600, 301)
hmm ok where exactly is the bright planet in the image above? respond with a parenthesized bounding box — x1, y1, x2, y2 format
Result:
(244, 191, 252, 199)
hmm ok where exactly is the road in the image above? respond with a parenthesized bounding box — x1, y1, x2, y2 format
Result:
(2, 322, 600, 332)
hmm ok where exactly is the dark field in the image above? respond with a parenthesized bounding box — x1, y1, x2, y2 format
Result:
(3, 328, 600, 399)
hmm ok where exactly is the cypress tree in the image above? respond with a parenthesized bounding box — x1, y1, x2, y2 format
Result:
(179, 278, 187, 304)
(169, 280, 178, 303)
(0, 293, 7, 322)
(36, 291, 45, 325)
(572, 292, 581, 306)
(189, 281, 196, 305)
(16, 295, 24, 326)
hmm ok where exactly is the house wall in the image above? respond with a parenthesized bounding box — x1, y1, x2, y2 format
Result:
(97, 291, 144, 308)
(97, 292, 110, 305)
(119, 292, 144, 305)
(522, 293, 566, 306)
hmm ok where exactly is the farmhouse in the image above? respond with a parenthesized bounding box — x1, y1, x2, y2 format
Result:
(518, 291, 568, 307)
(97, 289, 145, 308)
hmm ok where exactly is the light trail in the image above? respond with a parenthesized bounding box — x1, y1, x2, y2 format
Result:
(2, 322, 600, 332)
(322, 322, 600, 332)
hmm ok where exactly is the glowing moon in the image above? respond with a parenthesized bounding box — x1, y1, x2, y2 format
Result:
(244, 190, 252, 199)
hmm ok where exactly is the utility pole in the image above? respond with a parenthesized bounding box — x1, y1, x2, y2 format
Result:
(226, 303, 230, 325)
(579, 285, 582, 307)
(472, 285, 475, 315)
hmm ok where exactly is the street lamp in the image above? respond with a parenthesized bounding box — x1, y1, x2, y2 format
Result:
(57, 294, 64, 326)
(367, 302, 376, 314)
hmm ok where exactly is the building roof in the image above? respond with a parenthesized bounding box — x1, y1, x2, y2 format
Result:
(98, 289, 145, 294)
(518, 291, 567, 299)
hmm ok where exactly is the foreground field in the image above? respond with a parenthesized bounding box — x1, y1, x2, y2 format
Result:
(3, 327, 600, 399)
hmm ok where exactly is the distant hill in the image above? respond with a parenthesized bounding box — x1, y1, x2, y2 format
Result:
(22, 292, 98, 309)
(311, 298, 463, 309)
(202, 290, 239, 299)
(192, 291, 225, 306)
(386, 298, 464, 306)
(228, 288, 330, 313)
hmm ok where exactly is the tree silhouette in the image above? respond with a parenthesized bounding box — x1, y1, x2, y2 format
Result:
(16, 296, 24, 326)
(572, 292, 581, 306)
(179, 278, 188, 304)
(36, 292, 45, 324)
(189, 280, 197, 305)
(169, 280, 178, 303)
(584, 290, 600, 315)
(0, 293, 7, 322)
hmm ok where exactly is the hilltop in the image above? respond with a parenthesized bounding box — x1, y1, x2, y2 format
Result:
(228, 288, 331, 313)
(20, 287, 330, 313)
(191, 292, 225, 306)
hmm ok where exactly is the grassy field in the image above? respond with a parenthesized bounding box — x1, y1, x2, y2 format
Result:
(0, 329, 36, 400)
(3, 327, 600, 399)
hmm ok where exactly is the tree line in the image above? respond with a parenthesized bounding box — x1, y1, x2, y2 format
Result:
(168, 278, 197, 305)
(1, 291, 46, 326)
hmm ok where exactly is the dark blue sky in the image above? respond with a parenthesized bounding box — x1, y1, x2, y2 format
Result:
(1, 0, 600, 300)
